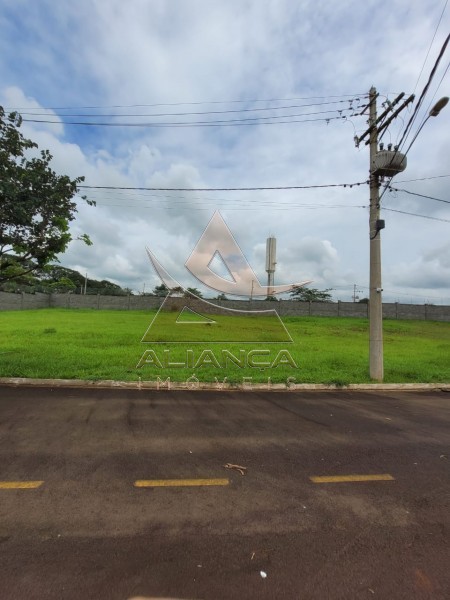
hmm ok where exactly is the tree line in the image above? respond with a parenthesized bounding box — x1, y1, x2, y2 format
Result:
(0, 263, 132, 296)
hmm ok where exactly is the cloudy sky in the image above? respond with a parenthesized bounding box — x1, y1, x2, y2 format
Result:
(1, 0, 449, 303)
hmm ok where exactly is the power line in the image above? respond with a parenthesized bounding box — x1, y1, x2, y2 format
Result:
(396, 174, 450, 182)
(420, 57, 450, 120)
(84, 191, 364, 207)
(412, 0, 448, 94)
(412, 0, 449, 123)
(5, 93, 367, 111)
(354, 285, 450, 301)
(388, 186, 450, 205)
(14, 99, 363, 119)
(91, 202, 366, 211)
(290, 282, 449, 302)
(78, 180, 368, 192)
(396, 32, 450, 151)
(81, 187, 368, 210)
(378, 36, 450, 205)
(88, 191, 366, 207)
(22, 114, 353, 128)
(383, 207, 450, 222)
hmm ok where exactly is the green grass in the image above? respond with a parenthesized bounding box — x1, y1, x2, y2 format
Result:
(0, 308, 449, 384)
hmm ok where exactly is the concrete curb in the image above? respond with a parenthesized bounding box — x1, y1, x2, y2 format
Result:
(0, 377, 449, 392)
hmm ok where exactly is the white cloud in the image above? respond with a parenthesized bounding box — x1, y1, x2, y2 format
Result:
(388, 240, 450, 289)
(1, 0, 449, 302)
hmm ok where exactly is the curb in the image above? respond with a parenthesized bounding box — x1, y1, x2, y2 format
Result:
(0, 377, 449, 392)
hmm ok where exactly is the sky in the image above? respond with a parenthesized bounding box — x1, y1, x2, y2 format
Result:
(1, 0, 449, 304)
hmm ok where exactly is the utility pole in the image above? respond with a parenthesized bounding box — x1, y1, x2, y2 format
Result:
(356, 86, 446, 381)
(368, 87, 383, 381)
(352, 284, 363, 303)
(357, 89, 413, 381)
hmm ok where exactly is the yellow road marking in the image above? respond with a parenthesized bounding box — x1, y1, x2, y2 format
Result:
(310, 474, 395, 483)
(134, 478, 230, 488)
(0, 481, 44, 489)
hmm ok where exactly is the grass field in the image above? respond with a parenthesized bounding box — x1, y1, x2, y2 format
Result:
(0, 308, 449, 384)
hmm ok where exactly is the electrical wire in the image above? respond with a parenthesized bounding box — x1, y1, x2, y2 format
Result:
(396, 32, 450, 151)
(83, 189, 361, 207)
(80, 189, 450, 222)
(78, 180, 368, 192)
(418, 57, 450, 125)
(352, 285, 449, 301)
(383, 207, 450, 222)
(82, 185, 367, 204)
(79, 182, 369, 209)
(396, 174, 450, 182)
(87, 190, 365, 207)
(412, 0, 448, 94)
(378, 95, 450, 204)
(15, 99, 363, 119)
(378, 37, 450, 202)
(15, 95, 365, 128)
(83, 192, 364, 208)
(91, 202, 366, 211)
(5, 93, 367, 111)
(22, 114, 353, 128)
(387, 186, 450, 205)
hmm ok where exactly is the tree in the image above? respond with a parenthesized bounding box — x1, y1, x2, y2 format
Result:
(0, 107, 94, 284)
(290, 286, 333, 302)
(40, 264, 85, 289)
(171, 286, 184, 297)
(48, 277, 76, 293)
(184, 287, 203, 298)
(152, 283, 169, 296)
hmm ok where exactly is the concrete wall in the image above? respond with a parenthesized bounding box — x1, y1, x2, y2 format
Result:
(49, 293, 162, 311)
(1, 291, 449, 321)
(0, 292, 162, 312)
(0, 291, 51, 311)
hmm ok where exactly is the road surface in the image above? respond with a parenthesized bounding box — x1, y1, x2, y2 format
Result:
(0, 385, 449, 599)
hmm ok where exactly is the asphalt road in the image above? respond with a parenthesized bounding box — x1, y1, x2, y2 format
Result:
(0, 385, 449, 600)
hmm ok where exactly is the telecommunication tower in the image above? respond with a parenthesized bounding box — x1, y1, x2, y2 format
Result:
(266, 237, 276, 296)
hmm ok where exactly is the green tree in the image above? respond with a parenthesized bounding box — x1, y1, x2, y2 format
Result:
(184, 287, 203, 298)
(0, 107, 94, 284)
(171, 286, 184, 296)
(49, 277, 77, 293)
(152, 283, 169, 296)
(290, 286, 333, 302)
(40, 265, 85, 289)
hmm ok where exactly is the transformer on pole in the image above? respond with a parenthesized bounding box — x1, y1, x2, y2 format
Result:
(357, 88, 409, 381)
